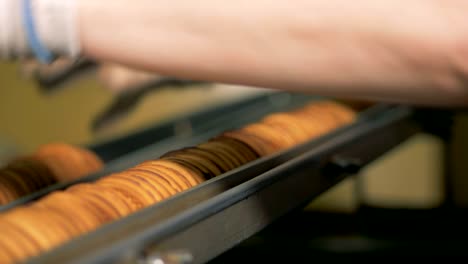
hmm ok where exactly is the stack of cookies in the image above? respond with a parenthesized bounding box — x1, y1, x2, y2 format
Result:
(223, 101, 356, 156)
(0, 100, 357, 264)
(0, 137, 259, 264)
(0, 143, 104, 205)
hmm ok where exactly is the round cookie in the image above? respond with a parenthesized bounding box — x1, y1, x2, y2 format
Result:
(202, 138, 253, 166)
(125, 168, 176, 198)
(2, 207, 63, 251)
(222, 129, 279, 157)
(4, 160, 42, 194)
(261, 115, 311, 143)
(0, 173, 21, 204)
(161, 150, 223, 178)
(301, 101, 356, 123)
(160, 156, 214, 180)
(183, 147, 233, 172)
(37, 190, 102, 232)
(124, 171, 168, 201)
(1, 170, 30, 197)
(212, 137, 260, 162)
(65, 184, 119, 224)
(152, 159, 205, 185)
(96, 176, 152, 211)
(105, 173, 161, 204)
(156, 157, 208, 182)
(34, 143, 102, 182)
(262, 113, 323, 139)
(0, 226, 26, 263)
(136, 162, 188, 191)
(76, 148, 104, 172)
(294, 102, 343, 127)
(243, 123, 297, 150)
(197, 141, 242, 168)
(30, 202, 80, 240)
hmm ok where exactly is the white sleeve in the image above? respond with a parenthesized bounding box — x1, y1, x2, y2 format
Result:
(34, 0, 80, 58)
(0, 0, 80, 61)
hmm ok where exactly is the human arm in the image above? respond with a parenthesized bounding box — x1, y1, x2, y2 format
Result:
(4, 0, 468, 106)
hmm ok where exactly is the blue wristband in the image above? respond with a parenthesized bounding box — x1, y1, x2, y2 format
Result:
(22, 0, 55, 63)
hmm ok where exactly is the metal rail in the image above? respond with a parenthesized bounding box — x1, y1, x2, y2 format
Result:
(27, 104, 419, 264)
(0, 92, 314, 212)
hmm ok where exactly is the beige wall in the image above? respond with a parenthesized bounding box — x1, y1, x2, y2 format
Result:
(0, 62, 262, 156)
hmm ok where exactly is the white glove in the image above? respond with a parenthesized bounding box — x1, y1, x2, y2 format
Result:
(0, 0, 79, 62)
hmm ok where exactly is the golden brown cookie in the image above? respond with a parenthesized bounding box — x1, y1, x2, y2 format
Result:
(2, 221, 43, 261)
(136, 162, 187, 191)
(301, 101, 356, 123)
(154, 159, 205, 186)
(66, 183, 135, 224)
(76, 148, 104, 172)
(125, 169, 176, 198)
(2, 207, 60, 251)
(261, 115, 310, 143)
(4, 159, 41, 194)
(3, 170, 30, 197)
(30, 203, 79, 240)
(201, 139, 251, 166)
(0, 225, 26, 263)
(0, 173, 19, 204)
(213, 137, 260, 162)
(222, 129, 279, 157)
(262, 113, 321, 138)
(197, 141, 242, 169)
(125, 172, 168, 201)
(34, 143, 103, 182)
(106, 173, 161, 204)
(243, 123, 297, 150)
(37, 191, 102, 232)
(160, 156, 214, 180)
(161, 150, 223, 178)
(186, 147, 233, 172)
(96, 175, 151, 211)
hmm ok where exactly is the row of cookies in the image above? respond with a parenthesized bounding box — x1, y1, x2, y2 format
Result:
(0, 100, 356, 264)
(223, 100, 356, 156)
(0, 143, 104, 205)
(0, 137, 259, 263)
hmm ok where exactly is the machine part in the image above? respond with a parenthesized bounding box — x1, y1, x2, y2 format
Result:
(91, 78, 208, 134)
(142, 250, 194, 264)
(25, 105, 419, 264)
(0, 92, 313, 212)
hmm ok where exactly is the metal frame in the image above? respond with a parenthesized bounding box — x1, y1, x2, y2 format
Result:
(0, 92, 314, 212)
(26, 104, 420, 264)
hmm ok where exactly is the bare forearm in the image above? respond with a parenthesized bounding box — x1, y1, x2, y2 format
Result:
(79, 0, 468, 106)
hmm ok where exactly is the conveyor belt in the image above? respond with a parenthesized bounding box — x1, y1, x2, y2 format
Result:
(0, 91, 315, 212)
(23, 101, 419, 264)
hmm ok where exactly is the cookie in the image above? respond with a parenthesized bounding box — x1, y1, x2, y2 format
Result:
(197, 141, 242, 169)
(125, 169, 176, 198)
(161, 150, 223, 178)
(136, 162, 188, 191)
